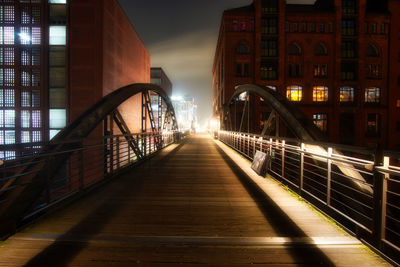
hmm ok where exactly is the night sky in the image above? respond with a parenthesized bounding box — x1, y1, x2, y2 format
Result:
(118, 0, 315, 126)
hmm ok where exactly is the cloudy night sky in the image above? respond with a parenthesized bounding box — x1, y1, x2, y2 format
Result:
(118, 0, 316, 126)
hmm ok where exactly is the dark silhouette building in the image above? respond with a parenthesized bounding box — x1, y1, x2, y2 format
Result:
(213, 0, 400, 150)
(0, 0, 150, 159)
(151, 67, 172, 97)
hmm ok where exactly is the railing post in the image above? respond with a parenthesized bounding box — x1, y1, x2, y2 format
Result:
(116, 136, 120, 169)
(372, 148, 384, 247)
(327, 147, 332, 206)
(253, 136, 256, 158)
(281, 140, 285, 178)
(299, 143, 305, 194)
(380, 156, 389, 243)
(247, 134, 250, 157)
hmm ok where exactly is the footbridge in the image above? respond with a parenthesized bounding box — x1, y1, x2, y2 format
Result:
(0, 84, 398, 266)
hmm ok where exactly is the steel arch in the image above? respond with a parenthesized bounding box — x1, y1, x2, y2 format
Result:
(227, 84, 326, 142)
(0, 84, 178, 229)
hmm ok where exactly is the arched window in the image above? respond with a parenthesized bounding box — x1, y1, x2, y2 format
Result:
(315, 43, 328, 56)
(367, 44, 379, 57)
(236, 42, 250, 54)
(286, 85, 302, 101)
(288, 43, 301, 55)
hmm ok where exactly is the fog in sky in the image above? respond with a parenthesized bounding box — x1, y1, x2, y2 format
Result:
(118, 0, 316, 125)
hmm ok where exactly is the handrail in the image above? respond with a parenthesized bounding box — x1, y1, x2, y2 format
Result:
(217, 130, 400, 264)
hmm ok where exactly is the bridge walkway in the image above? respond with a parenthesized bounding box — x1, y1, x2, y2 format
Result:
(0, 135, 389, 266)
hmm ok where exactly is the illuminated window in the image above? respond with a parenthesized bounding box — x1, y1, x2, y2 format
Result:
(367, 44, 379, 57)
(237, 92, 247, 101)
(366, 64, 381, 79)
(397, 99, 400, 108)
(262, 18, 277, 34)
(261, 61, 278, 80)
(236, 42, 250, 54)
(313, 113, 327, 132)
(21, 6, 41, 24)
(313, 64, 327, 78)
(49, 0, 67, 3)
(0, 6, 15, 24)
(313, 86, 328, 102)
(366, 114, 380, 136)
(49, 109, 66, 128)
(286, 85, 302, 102)
(315, 43, 327, 56)
(261, 39, 277, 57)
(21, 48, 41, 66)
(0, 26, 15, 45)
(0, 130, 15, 145)
(288, 43, 301, 55)
(340, 87, 354, 102)
(49, 26, 66, 45)
(0, 47, 14, 66)
(365, 87, 380, 103)
(21, 90, 40, 107)
(0, 68, 15, 86)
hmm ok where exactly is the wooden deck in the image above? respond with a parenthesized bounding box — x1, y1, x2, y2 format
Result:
(0, 134, 389, 266)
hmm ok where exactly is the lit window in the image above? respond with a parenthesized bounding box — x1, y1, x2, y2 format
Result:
(0, 69, 15, 87)
(314, 64, 327, 78)
(21, 131, 30, 143)
(0, 47, 15, 66)
(313, 113, 327, 132)
(366, 64, 381, 79)
(21, 110, 30, 128)
(240, 22, 246, 31)
(0, 6, 15, 24)
(313, 86, 328, 102)
(0, 89, 15, 107)
(49, 109, 66, 128)
(0, 130, 15, 145)
(0, 26, 15, 45)
(238, 92, 247, 101)
(397, 99, 400, 108)
(49, 0, 67, 3)
(340, 87, 354, 102)
(286, 85, 302, 102)
(49, 26, 66, 45)
(365, 87, 380, 103)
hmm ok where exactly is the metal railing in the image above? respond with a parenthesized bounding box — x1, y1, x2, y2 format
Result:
(0, 131, 180, 225)
(217, 130, 400, 263)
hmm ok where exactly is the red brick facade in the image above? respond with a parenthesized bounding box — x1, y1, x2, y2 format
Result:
(213, 0, 400, 149)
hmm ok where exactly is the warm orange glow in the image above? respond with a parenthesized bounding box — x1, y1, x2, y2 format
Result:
(313, 86, 328, 102)
(286, 86, 302, 101)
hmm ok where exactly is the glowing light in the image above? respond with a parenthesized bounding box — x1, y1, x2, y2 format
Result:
(19, 32, 31, 43)
(171, 95, 183, 101)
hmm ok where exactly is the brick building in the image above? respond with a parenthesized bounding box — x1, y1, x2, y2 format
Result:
(0, 0, 150, 159)
(150, 67, 172, 97)
(213, 0, 400, 150)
